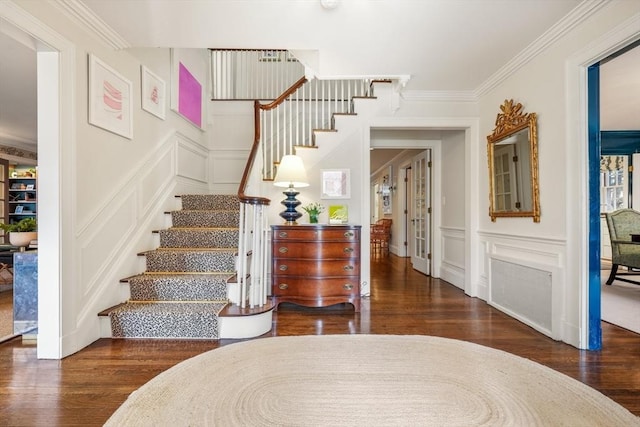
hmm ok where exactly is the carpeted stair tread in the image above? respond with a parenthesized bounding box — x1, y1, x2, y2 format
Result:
(109, 302, 227, 339)
(179, 194, 239, 211)
(144, 248, 236, 272)
(105, 193, 242, 340)
(170, 210, 240, 228)
(158, 228, 239, 248)
(128, 273, 230, 301)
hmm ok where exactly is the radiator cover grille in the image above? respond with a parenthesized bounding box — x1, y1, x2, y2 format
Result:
(490, 258, 553, 332)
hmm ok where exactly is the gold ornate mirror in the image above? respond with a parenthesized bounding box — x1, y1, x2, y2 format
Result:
(487, 99, 540, 222)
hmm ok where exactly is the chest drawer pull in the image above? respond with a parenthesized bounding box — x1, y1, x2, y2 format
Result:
(343, 265, 354, 271)
(278, 283, 289, 290)
(343, 283, 354, 290)
(344, 231, 354, 238)
(343, 247, 354, 253)
(278, 231, 288, 238)
(279, 265, 288, 271)
(278, 247, 289, 254)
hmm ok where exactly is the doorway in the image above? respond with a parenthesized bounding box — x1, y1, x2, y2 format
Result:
(584, 35, 640, 349)
(1, 7, 67, 358)
(369, 140, 440, 278)
(594, 42, 640, 338)
(0, 23, 37, 343)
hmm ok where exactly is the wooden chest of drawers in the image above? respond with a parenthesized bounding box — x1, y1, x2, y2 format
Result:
(271, 224, 361, 311)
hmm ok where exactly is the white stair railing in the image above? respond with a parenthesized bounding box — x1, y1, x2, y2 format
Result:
(228, 48, 379, 310)
(210, 49, 304, 100)
(261, 78, 373, 179)
(236, 201, 269, 308)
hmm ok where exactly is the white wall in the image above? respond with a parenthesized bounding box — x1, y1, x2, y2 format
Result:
(5, 1, 210, 357)
(209, 101, 254, 194)
(477, 1, 640, 347)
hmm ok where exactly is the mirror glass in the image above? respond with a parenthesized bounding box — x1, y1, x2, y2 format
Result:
(487, 100, 540, 222)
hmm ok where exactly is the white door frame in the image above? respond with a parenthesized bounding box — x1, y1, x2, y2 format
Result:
(566, 13, 640, 349)
(362, 118, 480, 300)
(1, 2, 71, 359)
(363, 121, 479, 300)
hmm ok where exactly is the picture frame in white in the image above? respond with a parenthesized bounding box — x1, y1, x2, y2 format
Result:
(88, 54, 133, 139)
(141, 66, 166, 120)
(321, 169, 351, 199)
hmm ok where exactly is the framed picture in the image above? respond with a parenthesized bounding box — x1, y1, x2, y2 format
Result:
(170, 49, 204, 129)
(329, 205, 348, 224)
(321, 169, 350, 199)
(14, 206, 23, 214)
(88, 54, 133, 139)
(141, 66, 166, 120)
(25, 184, 34, 190)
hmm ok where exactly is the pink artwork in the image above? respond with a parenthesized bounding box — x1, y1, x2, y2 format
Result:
(103, 80, 123, 119)
(178, 62, 202, 128)
(88, 54, 132, 138)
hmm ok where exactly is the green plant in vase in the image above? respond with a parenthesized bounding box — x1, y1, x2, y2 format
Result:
(0, 217, 37, 248)
(302, 202, 325, 224)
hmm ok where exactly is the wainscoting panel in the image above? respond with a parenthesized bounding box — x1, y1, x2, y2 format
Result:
(440, 227, 465, 289)
(211, 151, 247, 185)
(139, 145, 175, 215)
(176, 134, 208, 183)
(80, 191, 137, 298)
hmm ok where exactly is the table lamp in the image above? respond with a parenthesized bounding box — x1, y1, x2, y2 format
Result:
(273, 155, 309, 224)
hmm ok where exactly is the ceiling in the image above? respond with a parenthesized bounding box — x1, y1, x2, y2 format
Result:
(0, 0, 638, 156)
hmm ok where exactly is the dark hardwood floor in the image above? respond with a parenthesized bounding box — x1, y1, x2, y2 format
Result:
(1, 255, 639, 426)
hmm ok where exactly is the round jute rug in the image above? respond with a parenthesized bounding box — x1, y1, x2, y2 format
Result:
(105, 335, 639, 426)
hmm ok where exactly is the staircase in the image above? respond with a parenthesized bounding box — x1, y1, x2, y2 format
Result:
(99, 74, 395, 340)
(101, 194, 272, 339)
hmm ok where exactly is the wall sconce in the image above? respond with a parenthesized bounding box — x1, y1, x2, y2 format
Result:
(273, 155, 309, 224)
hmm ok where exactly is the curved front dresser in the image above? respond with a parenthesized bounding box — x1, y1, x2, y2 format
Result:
(271, 224, 361, 311)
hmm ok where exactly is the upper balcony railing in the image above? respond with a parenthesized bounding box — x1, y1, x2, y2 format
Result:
(210, 49, 305, 100)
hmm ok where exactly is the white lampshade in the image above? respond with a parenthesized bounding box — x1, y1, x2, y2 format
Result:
(273, 155, 309, 188)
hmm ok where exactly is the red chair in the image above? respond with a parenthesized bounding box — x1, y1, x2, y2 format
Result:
(371, 219, 392, 255)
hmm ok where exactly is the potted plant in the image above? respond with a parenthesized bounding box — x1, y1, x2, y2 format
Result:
(302, 202, 325, 224)
(0, 218, 37, 248)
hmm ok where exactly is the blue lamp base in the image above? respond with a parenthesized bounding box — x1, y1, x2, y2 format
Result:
(279, 187, 302, 225)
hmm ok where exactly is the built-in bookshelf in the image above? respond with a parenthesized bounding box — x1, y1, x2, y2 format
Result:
(9, 177, 36, 223)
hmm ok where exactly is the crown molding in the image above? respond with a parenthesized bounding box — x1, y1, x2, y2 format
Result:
(474, 0, 609, 98)
(52, 0, 130, 50)
(400, 90, 478, 103)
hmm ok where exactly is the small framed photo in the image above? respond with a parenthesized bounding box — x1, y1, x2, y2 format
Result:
(14, 206, 23, 214)
(329, 205, 348, 224)
(141, 66, 166, 120)
(26, 184, 34, 190)
(88, 53, 133, 139)
(321, 169, 351, 199)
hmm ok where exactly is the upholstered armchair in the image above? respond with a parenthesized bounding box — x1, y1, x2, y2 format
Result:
(604, 208, 640, 285)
